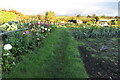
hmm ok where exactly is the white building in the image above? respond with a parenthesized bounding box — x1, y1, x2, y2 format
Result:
(98, 19, 111, 26)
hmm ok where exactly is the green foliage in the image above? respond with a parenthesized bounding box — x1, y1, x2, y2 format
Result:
(2, 50, 15, 72)
(87, 15, 91, 18)
(111, 20, 117, 25)
(76, 14, 81, 17)
(94, 16, 100, 22)
(2, 30, 35, 72)
(101, 15, 106, 18)
(2, 22, 55, 72)
(70, 25, 120, 39)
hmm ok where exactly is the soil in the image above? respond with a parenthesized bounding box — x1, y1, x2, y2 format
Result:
(78, 46, 120, 78)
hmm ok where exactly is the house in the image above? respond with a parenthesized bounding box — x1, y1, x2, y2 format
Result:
(68, 20, 83, 24)
(76, 20, 83, 24)
(98, 19, 111, 26)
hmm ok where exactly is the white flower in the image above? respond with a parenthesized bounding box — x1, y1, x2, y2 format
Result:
(36, 33, 39, 35)
(13, 62, 16, 65)
(4, 44, 12, 50)
(37, 38, 40, 40)
(3, 53, 10, 56)
(83, 26, 86, 28)
(45, 28, 47, 31)
(41, 26, 44, 29)
(6, 53, 10, 55)
(48, 29, 50, 32)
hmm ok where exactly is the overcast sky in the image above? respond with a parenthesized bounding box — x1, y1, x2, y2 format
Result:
(0, 0, 119, 16)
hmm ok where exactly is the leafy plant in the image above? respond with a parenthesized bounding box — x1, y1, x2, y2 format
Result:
(2, 21, 56, 72)
(70, 25, 120, 39)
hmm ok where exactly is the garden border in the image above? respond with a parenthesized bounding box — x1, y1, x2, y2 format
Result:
(0, 28, 28, 40)
(0, 28, 28, 79)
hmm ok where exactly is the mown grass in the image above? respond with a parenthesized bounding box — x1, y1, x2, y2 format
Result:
(3, 28, 88, 78)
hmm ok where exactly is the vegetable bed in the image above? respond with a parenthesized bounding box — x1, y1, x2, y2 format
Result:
(77, 38, 119, 78)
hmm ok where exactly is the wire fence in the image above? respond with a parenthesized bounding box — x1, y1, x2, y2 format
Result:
(0, 28, 28, 40)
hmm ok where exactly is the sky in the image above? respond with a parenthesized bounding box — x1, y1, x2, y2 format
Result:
(0, 0, 119, 16)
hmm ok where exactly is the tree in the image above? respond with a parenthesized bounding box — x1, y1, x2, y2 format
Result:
(76, 14, 81, 17)
(94, 16, 100, 22)
(87, 15, 91, 18)
(37, 14, 45, 21)
(45, 11, 56, 22)
(101, 15, 106, 18)
(92, 14, 96, 18)
(115, 16, 119, 19)
(111, 20, 116, 25)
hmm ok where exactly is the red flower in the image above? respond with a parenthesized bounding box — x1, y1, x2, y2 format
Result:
(31, 25, 34, 27)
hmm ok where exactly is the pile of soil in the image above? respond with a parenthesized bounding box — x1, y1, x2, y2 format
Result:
(78, 46, 119, 79)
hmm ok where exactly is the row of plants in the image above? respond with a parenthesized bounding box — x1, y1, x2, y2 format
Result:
(2, 21, 57, 72)
(3, 28, 88, 78)
(0, 20, 60, 32)
(70, 25, 120, 39)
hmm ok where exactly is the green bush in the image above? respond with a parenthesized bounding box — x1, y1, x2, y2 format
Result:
(2, 22, 55, 72)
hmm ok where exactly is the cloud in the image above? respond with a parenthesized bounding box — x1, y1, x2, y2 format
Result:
(0, 0, 119, 16)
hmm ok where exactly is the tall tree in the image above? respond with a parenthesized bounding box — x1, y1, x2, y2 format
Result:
(45, 11, 56, 22)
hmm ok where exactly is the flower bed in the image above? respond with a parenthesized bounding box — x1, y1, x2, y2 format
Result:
(2, 21, 57, 72)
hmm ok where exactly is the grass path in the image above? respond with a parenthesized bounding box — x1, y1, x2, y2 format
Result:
(3, 28, 88, 78)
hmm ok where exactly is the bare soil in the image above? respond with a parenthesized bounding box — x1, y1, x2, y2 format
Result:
(78, 38, 120, 78)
